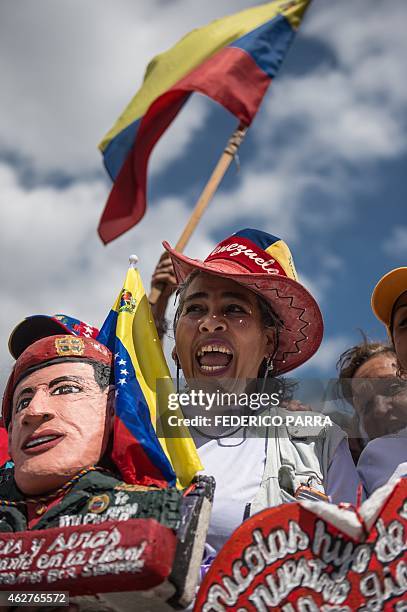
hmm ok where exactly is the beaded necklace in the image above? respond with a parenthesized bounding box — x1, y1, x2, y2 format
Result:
(0, 466, 106, 516)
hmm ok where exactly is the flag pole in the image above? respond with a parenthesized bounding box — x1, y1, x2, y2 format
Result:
(149, 121, 248, 305)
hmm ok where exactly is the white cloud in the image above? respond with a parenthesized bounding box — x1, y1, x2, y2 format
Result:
(252, 0, 407, 175)
(256, 69, 405, 166)
(296, 335, 352, 376)
(0, 0, 257, 178)
(382, 226, 407, 259)
(3, 0, 406, 181)
(1, 0, 406, 388)
(0, 152, 347, 392)
(307, 0, 407, 100)
(185, 153, 348, 305)
(0, 160, 192, 389)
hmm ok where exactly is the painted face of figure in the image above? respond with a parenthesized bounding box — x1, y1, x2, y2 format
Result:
(9, 361, 114, 495)
(392, 290, 407, 372)
(351, 353, 407, 439)
(175, 274, 275, 388)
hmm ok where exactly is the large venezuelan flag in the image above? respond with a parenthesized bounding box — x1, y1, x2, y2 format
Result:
(98, 0, 312, 243)
(97, 263, 203, 488)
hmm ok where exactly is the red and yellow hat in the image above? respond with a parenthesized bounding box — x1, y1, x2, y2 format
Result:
(163, 228, 323, 374)
(2, 335, 112, 428)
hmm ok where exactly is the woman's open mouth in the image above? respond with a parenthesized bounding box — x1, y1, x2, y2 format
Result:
(196, 343, 233, 376)
(22, 432, 64, 454)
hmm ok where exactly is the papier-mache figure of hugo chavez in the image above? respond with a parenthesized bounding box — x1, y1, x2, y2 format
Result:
(0, 314, 100, 469)
(0, 315, 214, 603)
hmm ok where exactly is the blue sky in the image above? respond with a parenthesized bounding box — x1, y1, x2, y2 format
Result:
(0, 0, 406, 389)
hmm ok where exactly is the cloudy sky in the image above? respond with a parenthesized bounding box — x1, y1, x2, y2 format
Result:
(1, 0, 406, 389)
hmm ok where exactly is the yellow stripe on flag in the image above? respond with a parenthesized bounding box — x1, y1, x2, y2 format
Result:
(115, 267, 203, 488)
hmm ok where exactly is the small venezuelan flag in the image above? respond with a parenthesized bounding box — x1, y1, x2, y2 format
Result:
(98, 0, 312, 244)
(97, 261, 203, 488)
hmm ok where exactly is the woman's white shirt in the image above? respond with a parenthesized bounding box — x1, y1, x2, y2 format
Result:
(197, 435, 265, 554)
(196, 433, 359, 555)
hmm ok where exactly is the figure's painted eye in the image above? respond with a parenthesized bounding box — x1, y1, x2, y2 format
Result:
(15, 397, 31, 413)
(52, 384, 82, 396)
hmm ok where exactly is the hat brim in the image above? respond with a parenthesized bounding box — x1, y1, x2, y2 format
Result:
(163, 241, 323, 375)
(8, 316, 73, 360)
(371, 267, 407, 329)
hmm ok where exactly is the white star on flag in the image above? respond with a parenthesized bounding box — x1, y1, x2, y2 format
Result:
(118, 378, 127, 386)
(120, 369, 129, 376)
(118, 358, 127, 366)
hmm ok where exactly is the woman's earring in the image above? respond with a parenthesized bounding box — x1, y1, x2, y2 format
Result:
(176, 360, 180, 394)
(171, 349, 181, 393)
(261, 355, 274, 393)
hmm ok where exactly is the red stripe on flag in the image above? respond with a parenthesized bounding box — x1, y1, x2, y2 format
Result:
(176, 46, 271, 123)
(112, 417, 170, 488)
(98, 48, 271, 244)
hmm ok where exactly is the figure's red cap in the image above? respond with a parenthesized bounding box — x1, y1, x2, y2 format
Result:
(1, 335, 113, 428)
(8, 314, 99, 359)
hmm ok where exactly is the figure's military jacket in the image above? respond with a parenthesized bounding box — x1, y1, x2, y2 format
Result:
(0, 468, 182, 532)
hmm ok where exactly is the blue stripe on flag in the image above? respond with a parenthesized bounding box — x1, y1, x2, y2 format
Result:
(97, 309, 118, 347)
(230, 15, 294, 79)
(98, 310, 176, 486)
(103, 119, 140, 181)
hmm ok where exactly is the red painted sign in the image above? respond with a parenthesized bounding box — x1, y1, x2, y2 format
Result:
(195, 479, 407, 611)
(0, 518, 176, 595)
